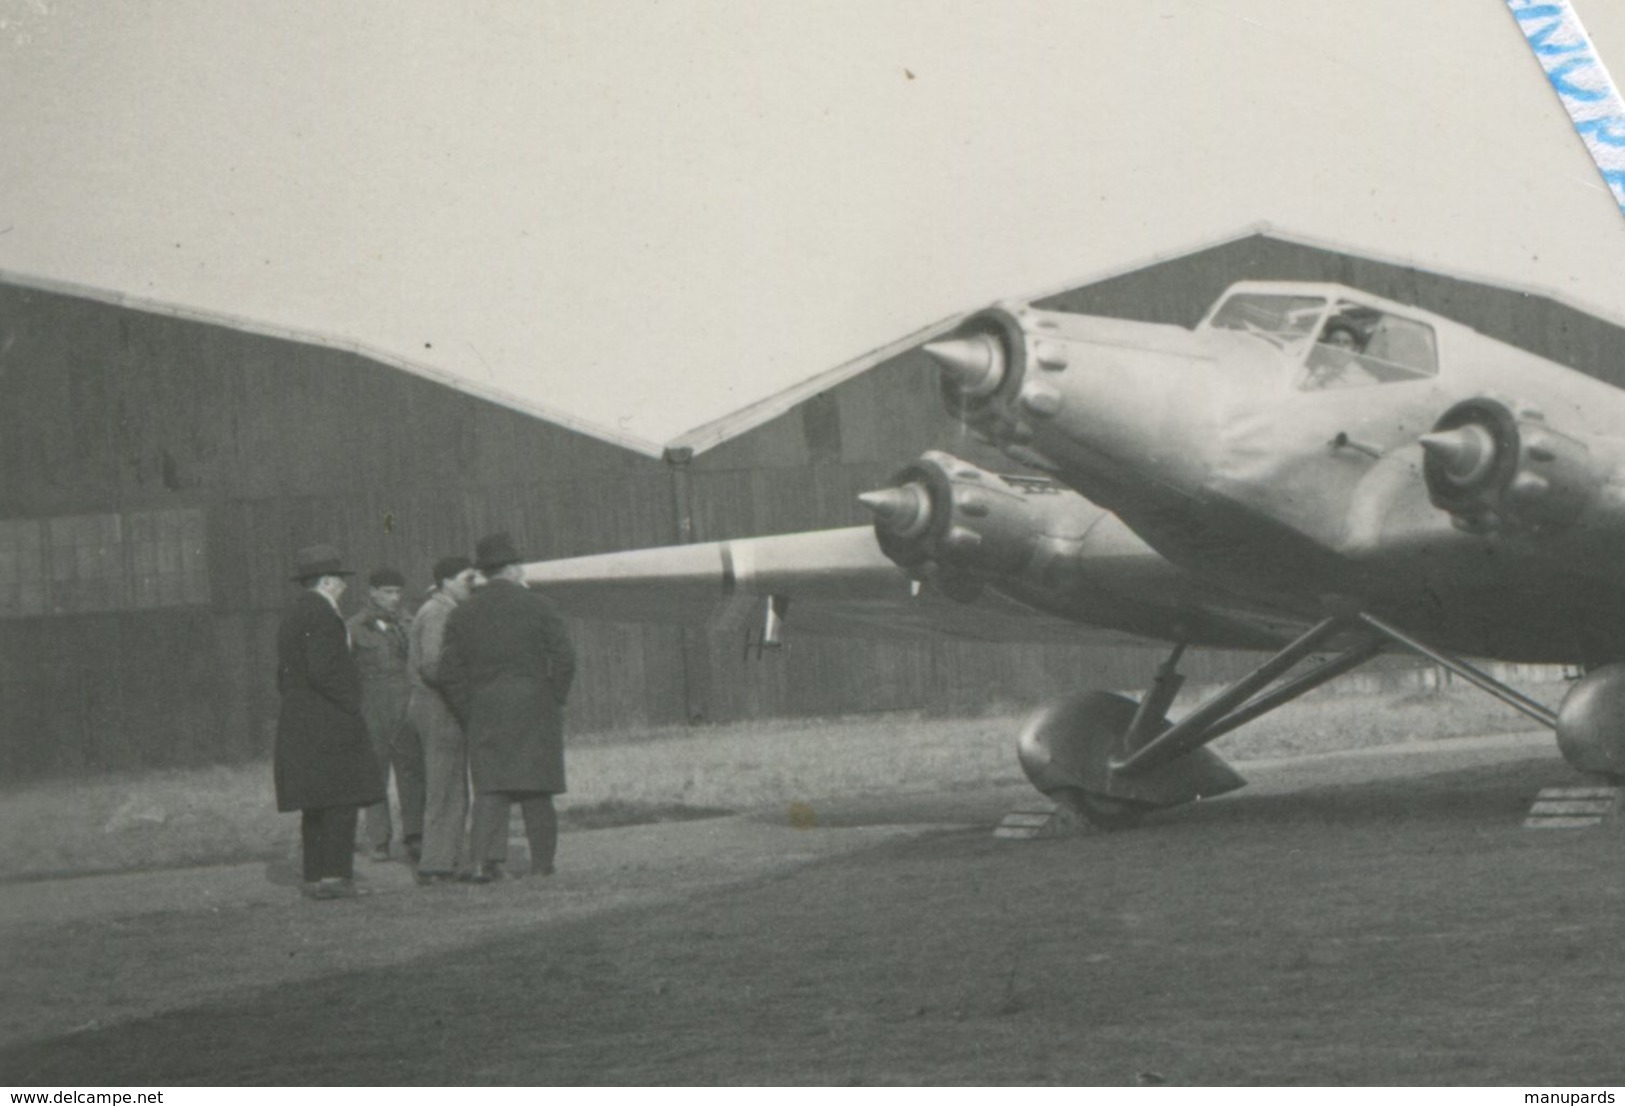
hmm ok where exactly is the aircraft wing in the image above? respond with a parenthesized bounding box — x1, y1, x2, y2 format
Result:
(522, 525, 1155, 646)
(523, 518, 1302, 650)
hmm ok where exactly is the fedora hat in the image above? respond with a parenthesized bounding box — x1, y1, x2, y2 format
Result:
(432, 555, 473, 584)
(290, 544, 354, 582)
(473, 532, 523, 572)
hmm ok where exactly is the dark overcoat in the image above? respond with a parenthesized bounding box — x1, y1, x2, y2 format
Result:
(272, 589, 386, 812)
(439, 578, 576, 795)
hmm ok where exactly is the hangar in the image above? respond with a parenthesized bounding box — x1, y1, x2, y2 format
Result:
(2, 225, 1617, 779)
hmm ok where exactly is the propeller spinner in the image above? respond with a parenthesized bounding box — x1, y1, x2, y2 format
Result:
(924, 333, 1006, 399)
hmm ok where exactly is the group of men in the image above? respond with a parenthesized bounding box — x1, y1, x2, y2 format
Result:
(272, 533, 577, 900)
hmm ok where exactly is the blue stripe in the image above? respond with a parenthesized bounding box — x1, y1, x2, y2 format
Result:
(1507, 0, 1625, 213)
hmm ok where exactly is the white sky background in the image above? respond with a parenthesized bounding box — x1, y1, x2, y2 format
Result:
(2, 0, 1625, 446)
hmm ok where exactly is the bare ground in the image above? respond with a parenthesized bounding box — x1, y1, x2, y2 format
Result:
(5, 730, 1625, 1086)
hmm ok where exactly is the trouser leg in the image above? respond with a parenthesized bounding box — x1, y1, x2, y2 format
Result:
(469, 792, 511, 866)
(361, 798, 391, 850)
(517, 793, 558, 875)
(301, 810, 323, 883)
(303, 806, 359, 881)
(476, 788, 508, 865)
(360, 683, 410, 851)
(416, 700, 469, 873)
(324, 805, 358, 879)
(395, 722, 427, 846)
(361, 702, 394, 850)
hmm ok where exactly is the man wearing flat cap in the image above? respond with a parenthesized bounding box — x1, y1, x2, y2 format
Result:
(440, 533, 576, 881)
(348, 566, 422, 862)
(407, 555, 482, 883)
(273, 545, 385, 900)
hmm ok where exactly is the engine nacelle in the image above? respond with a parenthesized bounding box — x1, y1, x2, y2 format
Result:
(859, 450, 1103, 600)
(1556, 664, 1625, 781)
(1421, 397, 1603, 533)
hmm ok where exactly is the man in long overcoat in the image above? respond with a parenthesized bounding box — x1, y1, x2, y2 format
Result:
(274, 544, 386, 899)
(439, 533, 576, 881)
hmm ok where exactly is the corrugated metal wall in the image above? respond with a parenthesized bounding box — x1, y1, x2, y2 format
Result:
(3, 233, 1615, 778)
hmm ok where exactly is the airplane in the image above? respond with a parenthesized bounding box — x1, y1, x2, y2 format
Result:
(523, 278, 1625, 829)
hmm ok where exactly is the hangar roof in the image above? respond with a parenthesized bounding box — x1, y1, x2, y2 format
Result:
(666, 221, 1625, 457)
(0, 265, 669, 460)
(9, 222, 1625, 463)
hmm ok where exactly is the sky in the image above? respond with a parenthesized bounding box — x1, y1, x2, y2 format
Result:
(3, 1, 1625, 447)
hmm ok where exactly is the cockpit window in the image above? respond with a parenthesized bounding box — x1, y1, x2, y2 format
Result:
(1206, 294, 1326, 349)
(1301, 302, 1438, 390)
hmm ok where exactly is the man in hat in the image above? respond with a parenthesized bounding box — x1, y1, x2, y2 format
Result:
(407, 555, 482, 883)
(273, 545, 385, 900)
(440, 532, 576, 882)
(348, 567, 422, 862)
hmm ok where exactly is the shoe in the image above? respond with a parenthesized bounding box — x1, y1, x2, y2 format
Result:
(460, 863, 505, 884)
(302, 878, 361, 900)
(404, 836, 423, 864)
(368, 845, 391, 863)
(414, 870, 458, 886)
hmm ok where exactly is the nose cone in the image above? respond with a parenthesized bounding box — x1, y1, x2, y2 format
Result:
(1420, 425, 1497, 487)
(924, 333, 1005, 398)
(858, 483, 933, 538)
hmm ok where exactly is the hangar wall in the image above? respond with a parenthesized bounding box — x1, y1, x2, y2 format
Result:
(3, 231, 1613, 778)
(0, 282, 690, 779)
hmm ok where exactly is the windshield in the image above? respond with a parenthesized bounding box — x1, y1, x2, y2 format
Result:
(1206, 293, 1326, 350)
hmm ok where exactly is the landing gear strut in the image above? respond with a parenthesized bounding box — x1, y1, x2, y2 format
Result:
(1018, 609, 1571, 831)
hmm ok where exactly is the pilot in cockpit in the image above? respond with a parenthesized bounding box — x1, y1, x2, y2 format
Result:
(1304, 319, 1377, 388)
(1321, 321, 1362, 352)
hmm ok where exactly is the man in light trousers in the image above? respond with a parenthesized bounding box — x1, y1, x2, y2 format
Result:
(408, 555, 482, 884)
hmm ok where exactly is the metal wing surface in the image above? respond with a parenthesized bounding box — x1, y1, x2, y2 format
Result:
(521, 526, 1160, 646)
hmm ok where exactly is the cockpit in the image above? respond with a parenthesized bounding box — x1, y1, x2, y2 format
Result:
(1201, 287, 1439, 391)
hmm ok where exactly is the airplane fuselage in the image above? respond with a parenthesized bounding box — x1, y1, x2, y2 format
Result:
(937, 282, 1625, 663)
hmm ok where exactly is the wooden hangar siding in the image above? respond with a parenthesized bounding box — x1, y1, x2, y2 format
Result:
(1, 231, 1610, 779)
(0, 282, 688, 779)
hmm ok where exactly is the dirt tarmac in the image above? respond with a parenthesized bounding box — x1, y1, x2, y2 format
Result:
(5, 731, 1624, 1085)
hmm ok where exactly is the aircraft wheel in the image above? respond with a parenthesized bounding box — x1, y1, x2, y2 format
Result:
(1054, 787, 1150, 832)
(1018, 690, 1245, 831)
